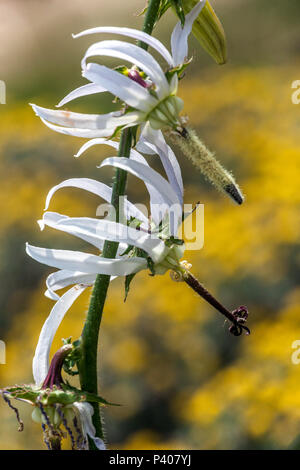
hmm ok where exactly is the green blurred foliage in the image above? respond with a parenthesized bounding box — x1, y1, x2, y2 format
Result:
(0, 0, 300, 450)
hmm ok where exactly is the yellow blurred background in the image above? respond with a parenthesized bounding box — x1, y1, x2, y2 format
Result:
(0, 0, 300, 450)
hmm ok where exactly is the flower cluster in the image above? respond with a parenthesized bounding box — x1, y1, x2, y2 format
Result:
(26, 133, 187, 319)
(31, 2, 206, 138)
(31, 0, 243, 204)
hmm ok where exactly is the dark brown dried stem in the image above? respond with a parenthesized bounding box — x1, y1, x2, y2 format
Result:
(183, 271, 250, 336)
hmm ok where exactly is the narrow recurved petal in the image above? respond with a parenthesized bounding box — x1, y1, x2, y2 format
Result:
(82, 40, 170, 100)
(26, 243, 147, 276)
(171, 0, 206, 65)
(31, 104, 140, 134)
(99, 157, 182, 235)
(44, 177, 148, 225)
(75, 139, 165, 226)
(33, 285, 86, 386)
(57, 83, 107, 108)
(73, 26, 174, 67)
(45, 269, 96, 301)
(44, 178, 112, 211)
(39, 212, 105, 250)
(137, 124, 183, 205)
(53, 217, 169, 264)
(182, 0, 227, 65)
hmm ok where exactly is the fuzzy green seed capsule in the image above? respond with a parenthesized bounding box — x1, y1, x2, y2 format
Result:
(169, 127, 244, 205)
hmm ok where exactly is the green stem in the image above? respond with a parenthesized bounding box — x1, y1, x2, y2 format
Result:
(78, 0, 162, 449)
(137, 0, 162, 50)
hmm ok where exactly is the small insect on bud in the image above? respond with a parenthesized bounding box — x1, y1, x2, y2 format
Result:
(181, 0, 227, 65)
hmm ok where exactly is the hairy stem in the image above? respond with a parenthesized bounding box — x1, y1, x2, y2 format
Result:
(78, 0, 162, 449)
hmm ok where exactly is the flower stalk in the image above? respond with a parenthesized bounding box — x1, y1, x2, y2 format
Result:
(78, 0, 162, 449)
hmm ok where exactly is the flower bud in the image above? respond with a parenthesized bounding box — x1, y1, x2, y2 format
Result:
(31, 406, 42, 424)
(182, 0, 227, 65)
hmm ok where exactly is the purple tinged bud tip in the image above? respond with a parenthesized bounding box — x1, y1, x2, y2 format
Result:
(42, 344, 73, 390)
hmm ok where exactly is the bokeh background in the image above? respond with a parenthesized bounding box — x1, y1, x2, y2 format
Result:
(0, 0, 300, 450)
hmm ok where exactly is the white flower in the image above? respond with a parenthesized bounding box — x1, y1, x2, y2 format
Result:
(30, 1, 205, 137)
(26, 138, 185, 301)
(23, 136, 187, 448)
(2, 312, 106, 449)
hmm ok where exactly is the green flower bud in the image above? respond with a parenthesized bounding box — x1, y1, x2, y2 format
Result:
(182, 0, 227, 65)
(31, 406, 42, 424)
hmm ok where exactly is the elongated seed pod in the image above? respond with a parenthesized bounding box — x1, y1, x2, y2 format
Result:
(169, 127, 244, 205)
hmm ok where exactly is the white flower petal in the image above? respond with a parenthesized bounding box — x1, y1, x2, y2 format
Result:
(73, 26, 174, 67)
(138, 124, 183, 205)
(82, 40, 170, 100)
(53, 217, 169, 263)
(57, 83, 107, 108)
(100, 157, 182, 234)
(45, 178, 113, 211)
(75, 139, 163, 226)
(40, 212, 105, 250)
(171, 0, 206, 66)
(26, 243, 147, 276)
(38, 118, 118, 138)
(83, 63, 157, 113)
(31, 103, 140, 132)
(33, 285, 86, 386)
(45, 269, 96, 301)
(44, 178, 148, 225)
(73, 402, 106, 450)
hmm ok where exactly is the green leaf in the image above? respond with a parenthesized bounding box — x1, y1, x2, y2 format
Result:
(62, 384, 120, 406)
(170, 0, 185, 27)
(157, 0, 172, 21)
(62, 338, 81, 377)
(124, 273, 137, 302)
(164, 235, 184, 248)
(165, 59, 192, 82)
(147, 256, 156, 276)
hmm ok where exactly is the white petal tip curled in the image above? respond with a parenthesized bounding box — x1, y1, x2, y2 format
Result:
(29, 103, 38, 115)
(44, 289, 60, 301)
(94, 438, 107, 450)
